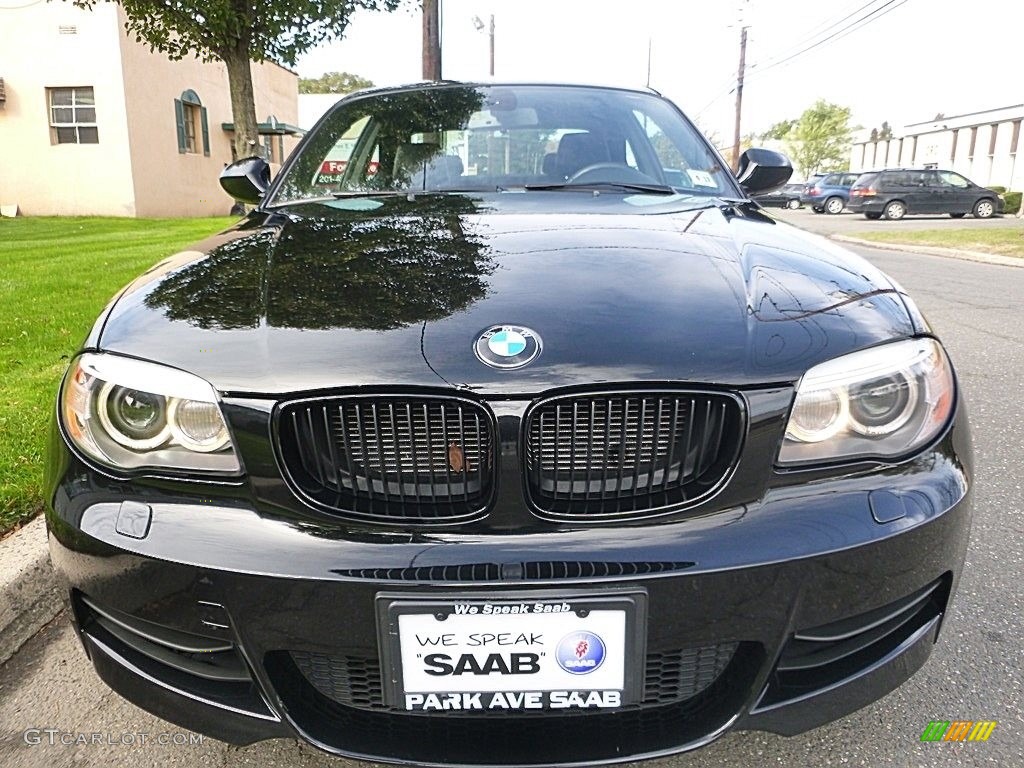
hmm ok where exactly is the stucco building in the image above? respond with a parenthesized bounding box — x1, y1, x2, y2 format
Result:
(0, 3, 301, 217)
(849, 104, 1024, 192)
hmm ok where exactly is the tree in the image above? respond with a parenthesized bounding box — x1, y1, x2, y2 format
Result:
(299, 71, 375, 95)
(74, 1, 401, 159)
(784, 100, 853, 179)
(760, 119, 796, 142)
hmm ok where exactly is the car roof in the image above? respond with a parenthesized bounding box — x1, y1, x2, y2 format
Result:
(340, 80, 666, 99)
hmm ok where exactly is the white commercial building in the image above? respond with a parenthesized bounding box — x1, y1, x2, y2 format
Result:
(850, 104, 1024, 192)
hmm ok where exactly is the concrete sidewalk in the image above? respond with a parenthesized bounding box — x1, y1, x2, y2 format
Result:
(0, 517, 64, 665)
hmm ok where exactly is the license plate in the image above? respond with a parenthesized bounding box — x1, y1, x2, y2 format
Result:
(377, 591, 646, 712)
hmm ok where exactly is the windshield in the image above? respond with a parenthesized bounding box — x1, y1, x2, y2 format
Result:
(269, 85, 738, 204)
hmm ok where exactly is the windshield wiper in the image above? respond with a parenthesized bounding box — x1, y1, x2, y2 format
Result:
(522, 181, 677, 195)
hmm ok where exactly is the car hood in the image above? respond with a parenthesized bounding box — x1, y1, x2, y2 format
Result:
(96, 196, 916, 395)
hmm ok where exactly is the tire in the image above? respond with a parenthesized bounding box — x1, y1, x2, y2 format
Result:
(949, 213, 966, 219)
(973, 198, 995, 219)
(864, 212, 882, 220)
(787, 199, 801, 209)
(824, 196, 844, 215)
(883, 200, 906, 220)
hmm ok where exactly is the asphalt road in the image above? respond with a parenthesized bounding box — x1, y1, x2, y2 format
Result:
(1, 245, 1021, 768)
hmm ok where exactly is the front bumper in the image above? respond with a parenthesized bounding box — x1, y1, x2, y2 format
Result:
(46, 402, 973, 766)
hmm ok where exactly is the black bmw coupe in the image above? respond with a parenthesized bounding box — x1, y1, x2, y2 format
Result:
(47, 83, 971, 766)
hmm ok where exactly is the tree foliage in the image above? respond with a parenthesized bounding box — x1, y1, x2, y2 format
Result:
(760, 119, 796, 142)
(784, 100, 852, 179)
(299, 71, 375, 94)
(72, 1, 403, 157)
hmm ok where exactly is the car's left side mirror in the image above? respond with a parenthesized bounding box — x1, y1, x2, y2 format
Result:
(736, 148, 793, 196)
(220, 156, 271, 204)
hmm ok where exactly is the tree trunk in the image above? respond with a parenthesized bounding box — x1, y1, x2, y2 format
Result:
(222, 43, 260, 161)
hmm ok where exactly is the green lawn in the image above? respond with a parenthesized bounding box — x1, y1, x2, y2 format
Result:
(849, 227, 1024, 258)
(0, 216, 235, 535)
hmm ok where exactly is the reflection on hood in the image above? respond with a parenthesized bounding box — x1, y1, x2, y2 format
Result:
(145, 196, 495, 331)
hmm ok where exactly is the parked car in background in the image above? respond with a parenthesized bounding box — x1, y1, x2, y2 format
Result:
(800, 172, 860, 214)
(847, 169, 1004, 220)
(753, 183, 803, 209)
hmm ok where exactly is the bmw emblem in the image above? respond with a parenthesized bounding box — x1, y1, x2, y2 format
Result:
(474, 325, 542, 370)
(555, 631, 606, 675)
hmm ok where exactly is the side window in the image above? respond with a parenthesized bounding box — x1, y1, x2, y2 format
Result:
(315, 115, 374, 185)
(630, 108, 726, 192)
(843, 173, 859, 186)
(174, 90, 209, 156)
(938, 171, 970, 188)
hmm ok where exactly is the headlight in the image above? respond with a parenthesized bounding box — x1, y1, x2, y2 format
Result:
(61, 353, 241, 474)
(778, 338, 954, 465)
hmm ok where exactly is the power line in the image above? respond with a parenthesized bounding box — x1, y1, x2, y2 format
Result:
(747, 0, 909, 79)
(695, 0, 909, 123)
(753, 0, 885, 67)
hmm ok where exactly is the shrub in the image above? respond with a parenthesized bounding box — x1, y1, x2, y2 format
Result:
(1003, 191, 1021, 215)
(988, 185, 1007, 195)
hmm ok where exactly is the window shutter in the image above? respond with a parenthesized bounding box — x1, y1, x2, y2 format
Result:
(174, 99, 185, 154)
(201, 106, 210, 156)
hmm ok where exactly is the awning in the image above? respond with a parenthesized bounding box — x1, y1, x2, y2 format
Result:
(221, 115, 304, 136)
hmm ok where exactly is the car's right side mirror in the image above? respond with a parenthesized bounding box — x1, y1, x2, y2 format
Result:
(736, 148, 793, 196)
(220, 156, 271, 204)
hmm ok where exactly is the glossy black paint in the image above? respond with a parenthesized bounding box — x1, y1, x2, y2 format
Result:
(93, 195, 916, 395)
(47, 82, 972, 766)
(219, 156, 271, 204)
(735, 148, 793, 196)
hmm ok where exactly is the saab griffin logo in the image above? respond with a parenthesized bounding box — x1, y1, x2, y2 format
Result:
(555, 631, 606, 674)
(921, 720, 997, 742)
(474, 325, 542, 370)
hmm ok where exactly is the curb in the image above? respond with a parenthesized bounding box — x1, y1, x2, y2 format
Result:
(0, 516, 66, 665)
(830, 234, 1024, 268)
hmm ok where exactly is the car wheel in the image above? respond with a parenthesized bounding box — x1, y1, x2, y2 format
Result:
(824, 196, 844, 215)
(787, 199, 801, 209)
(864, 212, 882, 220)
(973, 199, 995, 219)
(883, 201, 906, 220)
(949, 213, 966, 219)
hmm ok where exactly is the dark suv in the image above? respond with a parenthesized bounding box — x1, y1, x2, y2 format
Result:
(800, 172, 859, 214)
(848, 169, 1004, 220)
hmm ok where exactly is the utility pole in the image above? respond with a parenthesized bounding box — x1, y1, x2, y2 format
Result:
(731, 25, 748, 173)
(488, 14, 495, 77)
(422, 0, 441, 81)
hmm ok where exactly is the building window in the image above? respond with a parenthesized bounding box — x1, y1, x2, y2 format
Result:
(968, 127, 978, 159)
(174, 89, 209, 156)
(1012, 120, 1022, 156)
(988, 123, 999, 156)
(950, 129, 958, 162)
(48, 86, 98, 144)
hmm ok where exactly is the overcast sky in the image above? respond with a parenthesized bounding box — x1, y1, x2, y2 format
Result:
(297, 0, 1022, 140)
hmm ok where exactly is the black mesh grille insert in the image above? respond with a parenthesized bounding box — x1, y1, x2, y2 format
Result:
(287, 642, 736, 714)
(277, 396, 495, 523)
(524, 392, 744, 519)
